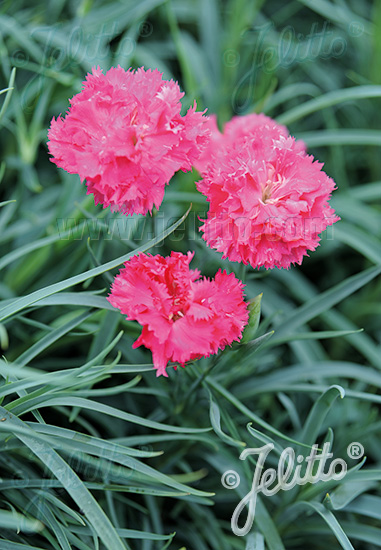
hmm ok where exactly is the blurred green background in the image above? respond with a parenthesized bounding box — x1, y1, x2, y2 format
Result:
(0, 1, 380, 549)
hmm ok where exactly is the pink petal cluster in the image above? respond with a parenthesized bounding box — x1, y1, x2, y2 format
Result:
(196, 114, 339, 269)
(48, 66, 209, 216)
(107, 252, 249, 376)
(194, 113, 295, 174)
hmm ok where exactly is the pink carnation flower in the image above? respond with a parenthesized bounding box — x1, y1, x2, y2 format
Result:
(197, 122, 339, 270)
(48, 66, 209, 216)
(107, 251, 249, 376)
(194, 113, 293, 174)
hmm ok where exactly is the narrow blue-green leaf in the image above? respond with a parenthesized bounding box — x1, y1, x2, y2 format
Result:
(0, 200, 16, 208)
(0, 407, 129, 550)
(339, 522, 381, 546)
(334, 224, 381, 264)
(289, 501, 355, 550)
(274, 265, 381, 340)
(7, 395, 212, 435)
(255, 497, 286, 550)
(328, 480, 377, 510)
(241, 293, 262, 344)
(37, 490, 86, 526)
(0, 206, 191, 322)
(297, 130, 381, 147)
(0, 509, 43, 533)
(297, 0, 370, 35)
(16, 311, 93, 367)
(301, 458, 367, 500)
(278, 85, 381, 125)
(71, 526, 174, 540)
(267, 329, 363, 346)
(0, 221, 92, 272)
(0, 542, 47, 550)
(349, 181, 381, 202)
(0, 323, 9, 350)
(246, 423, 284, 457)
(209, 394, 246, 448)
(266, 268, 381, 367)
(207, 378, 311, 448)
(345, 495, 381, 520)
(246, 533, 265, 550)
(235, 363, 381, 396)
(0, 67, 16, 125)
(245, 331, 275, 353)
(257, 384, 381, 404)
(29, 422, 162, 459)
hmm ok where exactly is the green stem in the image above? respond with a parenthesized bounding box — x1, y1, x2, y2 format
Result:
(174, 356, 220, 414)
(238, 262, 247, 283)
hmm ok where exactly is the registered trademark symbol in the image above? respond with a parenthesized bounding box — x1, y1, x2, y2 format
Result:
(348, 21, 364, 37)
(138, 21, 153, 38)
(347, 442, 364, 459)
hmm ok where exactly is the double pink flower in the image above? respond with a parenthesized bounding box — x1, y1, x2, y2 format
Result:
(48, 66, 339, 375)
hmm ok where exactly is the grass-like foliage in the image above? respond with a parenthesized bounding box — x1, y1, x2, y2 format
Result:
(0, 1, 380, 549)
